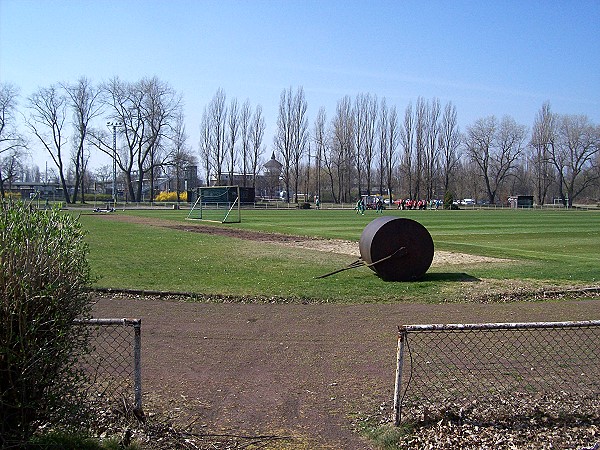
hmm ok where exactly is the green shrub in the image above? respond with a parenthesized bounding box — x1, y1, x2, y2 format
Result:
(1, 192, 21, 201)
(443, 191, 454, 210)
(28, 431, 140, 450)
(93, 193, 113, 202)
(154, 190, 187, 202)
(0, 203, 93, 448)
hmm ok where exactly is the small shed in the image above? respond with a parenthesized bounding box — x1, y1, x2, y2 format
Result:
(508, 195, 534, 208)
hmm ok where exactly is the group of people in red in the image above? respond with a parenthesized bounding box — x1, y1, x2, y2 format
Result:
(395, 198, 441, 210)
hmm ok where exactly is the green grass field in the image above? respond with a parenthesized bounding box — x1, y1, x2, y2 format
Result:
(79, 208, 600, 303)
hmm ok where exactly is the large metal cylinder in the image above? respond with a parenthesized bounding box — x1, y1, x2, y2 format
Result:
(359, 217, 434, 281)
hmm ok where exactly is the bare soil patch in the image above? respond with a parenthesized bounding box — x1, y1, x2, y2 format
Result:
(91, 295, 600, 449)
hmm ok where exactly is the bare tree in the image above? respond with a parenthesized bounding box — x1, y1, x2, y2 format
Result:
(199, 107, 211, 186)
(353, 93, 367, 196)
(226, 97, 239, 184)
(0, 84, 23, 154)
(304, 142, 312, 202)
(291, 87, 308, 203)
(331, 95, 354, 202)
(208, 89, 227, 185)
(239, 99, 252, 187)
(142, 77, 182, 202)
(465, 117, 495, 202)
(249, 104, 265, 189)
(322, 126, 343, 204)
(93, 164, 112, 192)
(25, 85, 71, 203)
(363, 94, 378, 196)
(63, 77, 102, 203)
(378, 99, 389, 196)
(414, 97, 427, 199)
(0, 83, 27, 198)
(549, 114, 599, 207)
(465, 115, 527, 204)
(496, 116, 528, 199)
(166, 112, 196, 202)
(423, 98, 441, 199)
(529, 102, 557, 205)
(95, 77, 181, 202)
(1, 148, 24, 194)
(88, 77, 133, 199)
(439, 101, 461, 193)
(399, 101, 414, 198)
(274, 86, 308, 203)
(385, 104, 399, 201)
(313, 107, 328, 202)
(274, 87, 294, 202)
(354, 93, 378, 196)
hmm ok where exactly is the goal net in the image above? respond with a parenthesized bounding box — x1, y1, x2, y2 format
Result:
(187, 185, 241, 223)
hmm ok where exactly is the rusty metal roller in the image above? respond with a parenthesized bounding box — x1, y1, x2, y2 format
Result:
(359, 217, 434, 281)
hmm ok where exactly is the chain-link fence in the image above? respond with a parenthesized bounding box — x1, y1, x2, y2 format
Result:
(76, 318, 142, 412)
(393, 320, 600, 425)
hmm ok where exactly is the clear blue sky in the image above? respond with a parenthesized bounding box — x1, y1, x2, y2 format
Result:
(1, 0, 599, 170)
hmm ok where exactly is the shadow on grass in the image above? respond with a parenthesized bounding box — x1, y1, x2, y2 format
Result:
(422, 272, 480, 282)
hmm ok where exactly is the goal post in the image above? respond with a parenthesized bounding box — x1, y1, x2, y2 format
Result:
(187, 185, 242, 223)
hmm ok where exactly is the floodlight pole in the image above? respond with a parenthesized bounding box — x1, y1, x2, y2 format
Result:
(107, 122, 121, 209)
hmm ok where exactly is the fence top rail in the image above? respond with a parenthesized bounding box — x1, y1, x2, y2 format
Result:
(75, 318, 141, 326)
(401, 320, 600, 332)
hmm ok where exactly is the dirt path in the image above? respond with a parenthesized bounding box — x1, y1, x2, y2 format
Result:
(92, 295, 600, 449)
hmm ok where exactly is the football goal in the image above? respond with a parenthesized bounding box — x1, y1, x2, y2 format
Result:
(187, 185, 241, 223)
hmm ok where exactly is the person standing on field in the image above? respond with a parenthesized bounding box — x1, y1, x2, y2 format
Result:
(355, 198, 365, 215)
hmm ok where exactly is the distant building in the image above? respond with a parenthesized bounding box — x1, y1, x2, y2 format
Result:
(263, 152, 283, 198)
(184, 166, 199, 191)
(202, 153, 283, 199)
(508, 195, 534, 208)
(9, 182, 62, 200)
(209, 173, 254, 187)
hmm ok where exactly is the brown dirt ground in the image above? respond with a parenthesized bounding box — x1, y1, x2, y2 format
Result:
(92, 296, 600, 449)
(89, 212, 600, 448)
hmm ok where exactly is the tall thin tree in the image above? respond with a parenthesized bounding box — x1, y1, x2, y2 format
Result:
(226, 97, 239, 184)
(399, 102, 414, 198)
(439, 101, 461, 193)
(529, 102, 556, 205)
(26, 85, 71, 203)
(249, 104, 265, 189)
(313, 107, 328, 202)
(239, 99, 252, 187)
(385, 105, 399, 201)
(208, 89, 227, 186)
(63, 77, 102, 203)
(0, 83, 27, 198)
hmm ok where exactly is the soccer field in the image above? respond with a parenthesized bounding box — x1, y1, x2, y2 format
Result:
(80, 207, 600, 303)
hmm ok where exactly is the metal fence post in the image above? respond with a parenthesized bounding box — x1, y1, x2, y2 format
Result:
(131, 319, 142, 412)
(393, 326, 407, 426)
